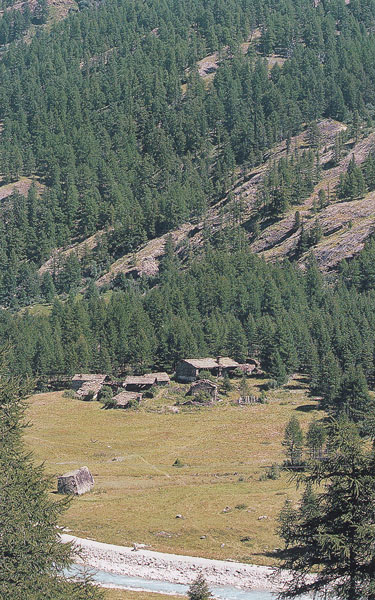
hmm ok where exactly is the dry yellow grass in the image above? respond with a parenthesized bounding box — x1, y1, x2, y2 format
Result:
(25, 377, 322, 565)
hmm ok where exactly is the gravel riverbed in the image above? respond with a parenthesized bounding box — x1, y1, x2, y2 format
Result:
(62, 534, 289, 593)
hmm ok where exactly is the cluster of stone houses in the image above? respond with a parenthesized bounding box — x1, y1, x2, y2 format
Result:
(71, 356, 261, 408)
(71, 371, 171, 407)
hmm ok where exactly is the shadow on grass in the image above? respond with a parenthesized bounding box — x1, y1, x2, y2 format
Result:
(295, 404, 318, 413)
(253, 548, 285, 560)
(283, 383, 306, 390)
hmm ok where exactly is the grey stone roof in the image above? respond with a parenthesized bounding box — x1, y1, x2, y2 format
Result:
(182, 358, 220, 369)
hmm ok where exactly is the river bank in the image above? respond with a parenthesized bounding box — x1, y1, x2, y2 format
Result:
(62, 534, 287, 593)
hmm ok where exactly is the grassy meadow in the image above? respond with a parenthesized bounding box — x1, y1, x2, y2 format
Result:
(24, 376, 323, 567)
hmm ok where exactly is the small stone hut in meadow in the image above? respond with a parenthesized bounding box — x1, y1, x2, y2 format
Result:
(112, 390, 143, 408)
(186, 379, 218, 403)
(175, 357, 240, 382)
(123, 372, 171, 391)
(151, 372, 171, 385)
(71, 374, 108, 399)
(123, 374, 157, 391)
(217, 356, 240, 372)
(57, 466, 94, 495)
(236, 363, 256, 376)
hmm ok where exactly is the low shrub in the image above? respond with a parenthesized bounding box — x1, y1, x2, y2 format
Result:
(144, 385, 157, 398)
(221, 376, 232, 394)
(264, 379, 278, 390)
(98, 385, 113, 403)
(62, 390, 78, 399)
(103, 396, 117, 409)
(199, 370, 215, 381)
(259, 463, 281, 481)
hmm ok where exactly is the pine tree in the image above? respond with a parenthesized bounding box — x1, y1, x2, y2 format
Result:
(306, 419, 326, 459)
(277, 421, 375, 600)
(336, 365, 375, 430)
(282, 416, 304, 467)
(269, 350, 287, 387)
(318, 351, 342, 410)
(307, 121, 320, 149)
(337, 156, 367, 201)
(226, 317, 247, 362)
(318, 188, 326, 209)
(293, 210, 301, 231)
(333, 132, 343, 166)
(0, 358, 103, 599)
(187, 574, 212, 600)
(41, 271, 56, 303)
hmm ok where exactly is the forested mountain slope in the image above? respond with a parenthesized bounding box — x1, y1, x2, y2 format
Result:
(3, 0, 375, 422)
(2, 0, 375, 307)
(90, 117, 375, 286)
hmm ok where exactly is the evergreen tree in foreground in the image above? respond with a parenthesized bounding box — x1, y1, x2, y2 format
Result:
(0, 356, 103, 599)
(282, 416, 304, 468)
(277, 420, 375, 600)
(187, 574, 213, 600)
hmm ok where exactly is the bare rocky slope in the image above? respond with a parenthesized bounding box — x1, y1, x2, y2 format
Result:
(16, 118, 375, 286)
(91, 120, 375, 284)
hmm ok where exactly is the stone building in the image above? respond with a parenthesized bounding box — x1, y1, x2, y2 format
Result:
(123, 374, 157, 391)
(151, 372, 171, 385)
(186, 379, 218, 403)
(112, 391, 142, 408)
(123, 372, 171, 391)
(57, 466, 94, 495)
(175, 357, 239, 382)
(71, 374, 108, 399)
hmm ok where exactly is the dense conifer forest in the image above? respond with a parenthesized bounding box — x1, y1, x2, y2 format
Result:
(3, 239, 375, 433)
(1, 0, 375, 412)
(1, 0, 375, 302)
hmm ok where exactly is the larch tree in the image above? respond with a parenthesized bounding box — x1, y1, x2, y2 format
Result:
(282, 416, 304, 467)
(187, 574, 213, 600)
(0, 356, 104, 600)
(277, 420, 375, 600)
